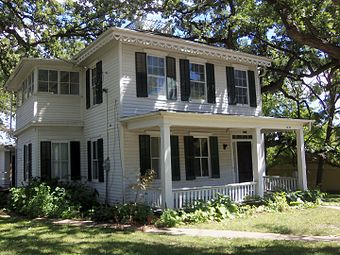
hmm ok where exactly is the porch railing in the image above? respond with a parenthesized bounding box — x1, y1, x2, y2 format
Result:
(173, 182, 257, 209)
(263, 176, 297, 192)
(143, 188, 162, 208)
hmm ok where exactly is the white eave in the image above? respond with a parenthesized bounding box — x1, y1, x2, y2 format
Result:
(121, 111, 313, 131)
(73, 27, 272, 67)
(5, 58, 78, 91)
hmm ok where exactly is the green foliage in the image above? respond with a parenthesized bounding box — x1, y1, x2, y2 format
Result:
(265, 192, 290, 212)
(9, 179, 98, 218)
(90, 203, 153, 224)
(0, 191, 9, 209)
(156, 209, 182, 227)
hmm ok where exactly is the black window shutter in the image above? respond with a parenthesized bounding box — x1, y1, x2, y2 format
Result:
(135, 52, 148, 97)
(40, 141, 51, 181)
(96, 61, 103, 104)
(70, 141, 81, 180)
(248, 70, 257, 107)
(23, 145, 27, 181)
(86, 70, 90, 109)
(226, 66, 236, 105)
(166, 56, 177, 100)
(97, 138, 104, 183)
(206, 63, 216, 103)
(170, 136, 180, 181)
(209, 136, 220, 178)
(139, 135, 151, 176)
(180, 59, 190, 101)
(87, 141, 92, 181)
(28, 143, 32, 180)
(184, 136, 195, 180)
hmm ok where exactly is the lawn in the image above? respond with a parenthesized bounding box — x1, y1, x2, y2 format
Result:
(323, 193, 340, 206)
(186, 207, 340, 236)
(0, 217, 340, 255)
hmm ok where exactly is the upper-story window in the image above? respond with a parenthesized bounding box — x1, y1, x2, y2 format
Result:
(226, 66, 257, 107)
(147, 56, 166, 98)
(91, 67, 97, 105)
(38, 70, 58, 93)
(85, 61, 103, 109)
(38, 69, 79, 95)
(60, 71, 80, 95)
(18, 71, 34, 106)
(190, 63, 206, 100)
(234, 70, 248, 105)
(135, 52, 177, 100)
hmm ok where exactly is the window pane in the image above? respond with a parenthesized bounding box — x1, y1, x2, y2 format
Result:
(49, 82, 58, 94)
(38, 70, 48, 81)
(60, 143, 68, 160)
(151, 159, 160, 177)
(194, 158, 201, 177)
(49, 70, 58, 81)
(201, 158, 209, 176)
(201, 138, 208, 156)
(38, 81, 48, 92)
(60, 71, 69, 83)
(52, 143, 59, 160)
(91, 68, 97, 87)
(190, 81, 205, 100)
(93, 162, 98, 179)
(70, 72, 79, 83)
(61, 162, 68, 179)
(151, 137, 160, 157)
(60, 83, 69, 94)
(70, 83, 79, 95)
(52, 162, 59, 179)
(193, 138, 200, 156)
(190, 63, 205, 82)
(93, 142, 97, 159)
(148, 76, 165, 96)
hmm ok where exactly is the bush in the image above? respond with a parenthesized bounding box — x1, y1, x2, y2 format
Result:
(155, 209, 181, 227)
(265, 192, 290, 212)
(90, 203, 153, 224)
(0, 191, 9, 209)
(9, 179, 98, 219)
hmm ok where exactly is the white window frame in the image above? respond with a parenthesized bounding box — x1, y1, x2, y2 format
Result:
(146, 55, 167, 99)
(92, 140, 99, 181)
(234, 68, 250, 106)
(37, 69, 80, 96)
(51, 141, 70, 181)
(150, 136, 160, 179)
(59, 71, 80, 95)
(189, 62, 207, 102)
(192, 136, 210, 178)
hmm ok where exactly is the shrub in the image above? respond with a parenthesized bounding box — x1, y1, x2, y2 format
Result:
(265, 192, 290, 212)
(155, 209, 182, 227)
(90, 203, 153, 224)
(8, 179, 98, 219)
(0, 190, 9, 209)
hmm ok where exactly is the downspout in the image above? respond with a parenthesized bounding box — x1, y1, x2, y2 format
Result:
(103, 88, 110, 204)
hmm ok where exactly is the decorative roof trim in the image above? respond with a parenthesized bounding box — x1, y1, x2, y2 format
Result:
(74, 28, 271, 67)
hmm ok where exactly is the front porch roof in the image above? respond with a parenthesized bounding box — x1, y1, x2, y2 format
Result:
(120, 111, 313, 131)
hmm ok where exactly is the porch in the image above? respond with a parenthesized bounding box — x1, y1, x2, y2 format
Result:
(144, 176, 298, 209)
(121, 111, 311, 209)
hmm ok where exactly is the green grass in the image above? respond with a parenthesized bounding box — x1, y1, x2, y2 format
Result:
(1, 217, 340, 255)
(186, 207, 340, 236)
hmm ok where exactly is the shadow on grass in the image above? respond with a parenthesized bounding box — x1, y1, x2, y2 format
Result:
(253, 223, 294, 235)
(1, 217, 340, 255)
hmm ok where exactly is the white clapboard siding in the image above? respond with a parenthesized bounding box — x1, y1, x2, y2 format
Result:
(16, 96, 36, 131)
(120, 44, 262, 118)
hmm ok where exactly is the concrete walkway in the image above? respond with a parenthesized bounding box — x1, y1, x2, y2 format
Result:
(322, 205, 340, 211)
(144, 227, 340, 243)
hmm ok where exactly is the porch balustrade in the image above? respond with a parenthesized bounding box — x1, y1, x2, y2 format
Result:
(263, 176, 297, 192)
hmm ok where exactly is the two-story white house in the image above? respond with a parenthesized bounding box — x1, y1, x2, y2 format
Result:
(5, 28, 311, 208)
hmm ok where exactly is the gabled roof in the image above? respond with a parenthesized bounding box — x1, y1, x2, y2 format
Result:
(73, 27, 271, 67)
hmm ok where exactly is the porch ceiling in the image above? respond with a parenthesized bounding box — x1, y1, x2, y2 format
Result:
(120, 111, 313, 131)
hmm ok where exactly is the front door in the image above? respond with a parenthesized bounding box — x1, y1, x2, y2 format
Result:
(236, 141, 253, 182)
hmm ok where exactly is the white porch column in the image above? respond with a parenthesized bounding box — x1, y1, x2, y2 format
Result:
(160, 121, 173, 209)
(252, 128, 266, 197)
(296, 128, 308, 190)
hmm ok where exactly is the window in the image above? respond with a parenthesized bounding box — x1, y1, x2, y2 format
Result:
(20, 72, 34, 105)
(38, 69, 79, 95)
(150, 137, 160, 178)
(92, 141, 99, 180)
(60, 71, 79, 95)
(91, 68, 97, 105)
(147, 56, 166, 97)
(193, 137, 209, 177)
(190, 63, 206, 100)
(51, 143, 69, 180)
(234, 70, 248, 105)
(38, 69, 58, 93)
(23, 144, 32, 181)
